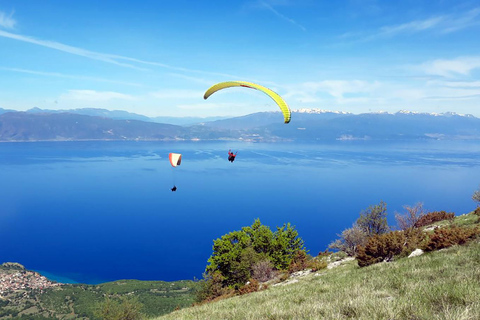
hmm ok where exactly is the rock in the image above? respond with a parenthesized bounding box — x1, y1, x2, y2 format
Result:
(327, 257, 355, 269)
(408, 249, 424, 258)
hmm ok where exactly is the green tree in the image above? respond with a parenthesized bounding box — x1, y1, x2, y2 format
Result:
(94, 296, 144, 320)
(356, 201, 389, 236)
(204, 219, 305, 293)
(473, 185, 480, 207)
(328, 224, 367, 256)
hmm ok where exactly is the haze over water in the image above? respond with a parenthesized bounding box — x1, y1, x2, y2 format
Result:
(1, 140, 480, 284)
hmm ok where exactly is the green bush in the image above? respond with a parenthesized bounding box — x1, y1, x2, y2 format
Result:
(423, 225, 480, 251)
(357, 231, 407, 267)
(94, 296, 145, 320)
(414, 211, 455, 228)
(200, 219, 306, 302)
(356, 201, 389, 236)
(474, 207, 480, 217)
(307, 258, 328, 272)
(288, 250, 309, 273)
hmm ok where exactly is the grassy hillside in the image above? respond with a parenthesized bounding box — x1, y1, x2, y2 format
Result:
(154, 212, 480, 320)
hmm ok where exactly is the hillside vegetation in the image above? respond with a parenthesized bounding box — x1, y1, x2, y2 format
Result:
(155, 211, 480, 320)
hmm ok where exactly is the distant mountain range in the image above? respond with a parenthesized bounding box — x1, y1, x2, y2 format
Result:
(0, 107, 479, 142)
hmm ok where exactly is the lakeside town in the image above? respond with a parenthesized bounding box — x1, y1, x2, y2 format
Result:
(0, 262, 62, 299)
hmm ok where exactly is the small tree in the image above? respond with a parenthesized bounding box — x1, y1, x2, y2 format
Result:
(204, 219, 305, 295)
(356, 201, 389, 236)
(328, 224, 368, 256)
(95, 296, 144, 320)
(395, 202, 425, 231)
(473, 185, 480, 207)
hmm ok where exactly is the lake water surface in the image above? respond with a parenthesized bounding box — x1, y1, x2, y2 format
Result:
(1, 140, 480, 284)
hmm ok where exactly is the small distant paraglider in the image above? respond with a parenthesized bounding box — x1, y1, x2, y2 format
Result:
(169, 153, 182, 192)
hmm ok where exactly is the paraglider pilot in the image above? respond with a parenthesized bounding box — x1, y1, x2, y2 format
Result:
(171, 185, 177, 192)
(228, 149, 237, 163)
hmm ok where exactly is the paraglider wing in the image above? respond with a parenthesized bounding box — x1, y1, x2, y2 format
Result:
(203, 81, 291, 124)
(169, 153, 182, 167)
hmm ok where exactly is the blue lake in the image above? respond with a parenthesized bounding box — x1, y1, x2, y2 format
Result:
(1, 140, 480, 284)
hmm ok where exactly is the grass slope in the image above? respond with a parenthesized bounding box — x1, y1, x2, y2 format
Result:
(155, 216, 480, 320)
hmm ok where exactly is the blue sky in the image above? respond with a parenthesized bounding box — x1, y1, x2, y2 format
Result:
(1, 0, 480, 118)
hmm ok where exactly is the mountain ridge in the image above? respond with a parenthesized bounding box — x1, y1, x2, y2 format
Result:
(1, 108, 479, 142)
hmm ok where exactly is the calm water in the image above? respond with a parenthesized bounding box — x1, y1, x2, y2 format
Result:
(1, 140, 480, 284)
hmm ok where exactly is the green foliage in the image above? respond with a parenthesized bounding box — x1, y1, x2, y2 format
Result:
(94, 296, 145, 320)
(251, 260, 276, 282)
(307, 258, 328, 272)
(237, 279, 259, 296)
(356, 201, 389, 236)
(357, 231, 407, 267)
(201, 219, 305, 302)
(472, 185, 480, 206)
(423, 225, 480, 251)
(194, 271, 234, 303)
(474, 207, 480, 217)
(288, 250, 309, 273)
(328, 224, 367, 256)
(414, 210, 455, 228)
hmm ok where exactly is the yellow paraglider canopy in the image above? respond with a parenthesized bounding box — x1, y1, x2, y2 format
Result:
(203, 81, 291, 124)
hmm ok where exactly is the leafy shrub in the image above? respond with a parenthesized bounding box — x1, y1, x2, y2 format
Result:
(94, 296, 144, 320)
(238, 279, 259, 295)
(252, 260, 276, 282)
(307, 258, 328, 272)
(201, 219, 306, 302)
(328, 224, 368, 256)
(473, 207, 480, 217)
(472, 185, 480, 206)
(329, 250, 348, 262)
(356, 201, 390, 236)
(414, 211, 455, 228)
(423, 225, 480, 251)
(195, 271, 234, 303)
(288, 250, 309, 273)
(317, 249, 332, 257)
(357, 231, 407, 267)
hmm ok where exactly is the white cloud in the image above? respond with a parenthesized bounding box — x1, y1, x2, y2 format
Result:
(258, 1, 306, 31)
(0, 67, 141, 86)
(0, 10, 16, 29)
(421, 56, 480, 78)
(0, 29, 238, 79)
(378, 17, 444, 36)
(349, 7, 480, 42)
(150, 89, 204, 100)
(441, 7, 480, 33)
(286, 80, 380, 103)
(59, 90, 136, 102)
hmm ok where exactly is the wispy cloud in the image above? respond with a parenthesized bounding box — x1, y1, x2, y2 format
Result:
(285, 80, 380, 103)
(0, 10, 16, 29)
(344, 7, 480, 41)
(0, 29, 239, 79)
(0, 29, 147, 70)
(420, 56, 480, 78)
(59, 90, 136, 102)
(150, 89, 203, 99)
(259, 1, 306, 31)
(0, 66, 141, 86)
